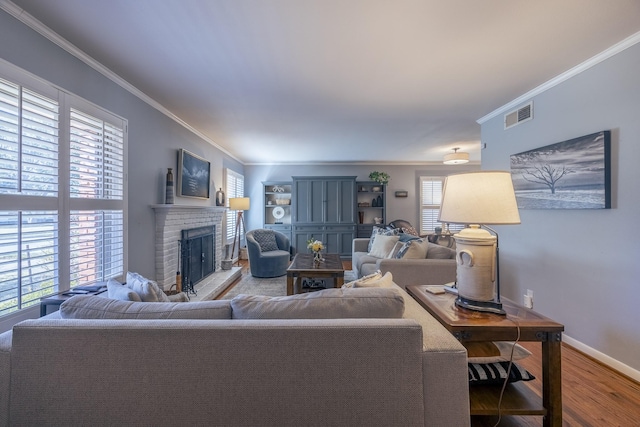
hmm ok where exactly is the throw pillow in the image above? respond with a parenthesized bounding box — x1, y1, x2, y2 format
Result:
(107, 279, 141, 302)
(368, 234, 400, 258)
(126, 271, 169, 302)
(468, 361, 535, 385)
(464, 341, 532, 364)
(368, 226, 399, 252)
(59, 295, 232, 319)
(401, 225, 420, 237)
(388, 241, 405, 259)
(395, 238, 430, 259)
(426, 243, 456, 259)
(342, 271, 382, 288)
(252, 229, 279, 252)
(230, 287, 405, 319)
(353, 271, 394, 288)
(398, 232, 421, 243)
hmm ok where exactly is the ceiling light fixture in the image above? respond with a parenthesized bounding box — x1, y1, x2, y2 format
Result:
(443, 147, 469, 165)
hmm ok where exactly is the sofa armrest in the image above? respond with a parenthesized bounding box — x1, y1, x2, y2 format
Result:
(0, 330, 12, 427)
(377, 258, 457, 289)
(393, 284, 470, 427)
(352, 238, 370, 254)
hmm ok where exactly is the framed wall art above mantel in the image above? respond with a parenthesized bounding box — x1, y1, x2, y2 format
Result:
(177, 149, 211, 199)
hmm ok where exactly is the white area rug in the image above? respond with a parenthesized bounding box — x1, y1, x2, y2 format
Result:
(219, 270, 357, 299)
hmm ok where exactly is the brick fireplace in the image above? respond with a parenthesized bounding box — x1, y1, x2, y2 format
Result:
(152, 205, 227, 292)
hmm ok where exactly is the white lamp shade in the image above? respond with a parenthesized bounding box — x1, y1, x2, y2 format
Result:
(438, 171, 520, 225)
(229, 197, 250, 210)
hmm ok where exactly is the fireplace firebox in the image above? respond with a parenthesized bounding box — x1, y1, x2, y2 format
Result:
(181, 226, 216, 294)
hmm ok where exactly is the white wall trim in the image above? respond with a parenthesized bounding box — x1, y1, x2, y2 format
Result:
(564, 334, 640, 383)
(0, 0, 243, 164)
(477, 30, 640, 124)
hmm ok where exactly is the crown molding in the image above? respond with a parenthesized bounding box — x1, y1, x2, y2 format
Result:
(0, 0, 243, 164)
(477, 30, 640, 124)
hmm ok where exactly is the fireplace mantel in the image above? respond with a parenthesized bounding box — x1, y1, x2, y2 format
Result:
(151, 204, 227, 212)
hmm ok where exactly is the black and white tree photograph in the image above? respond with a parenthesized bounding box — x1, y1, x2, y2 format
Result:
(178, 149, 211, 199)
(510, 131, 611, 209)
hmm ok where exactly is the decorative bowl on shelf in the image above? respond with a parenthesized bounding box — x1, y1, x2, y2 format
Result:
(372, 186, 381, 192)
(275, 199, 290, 205)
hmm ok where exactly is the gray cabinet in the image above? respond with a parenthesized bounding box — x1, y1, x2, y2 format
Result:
(292, 176, 356, 258)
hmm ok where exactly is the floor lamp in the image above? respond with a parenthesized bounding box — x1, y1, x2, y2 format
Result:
(438, 171, 520, 315)
(229, 197, 250, 266)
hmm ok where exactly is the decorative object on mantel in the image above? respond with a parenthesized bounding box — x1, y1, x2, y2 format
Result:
(215, 187, 225, 206)
(165, 168, 174, 204)
(229, 197, 250, 266)
(395, 190, 408, 198)
(438, 171, 520, 315)
(369, 171, 390, 184)
(510, 130, 611, 209)
(443, 147, 469, 165)
(177, 149, 211, 199)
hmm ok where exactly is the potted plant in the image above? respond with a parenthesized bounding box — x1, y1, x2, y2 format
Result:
(369, 171, 390, 185)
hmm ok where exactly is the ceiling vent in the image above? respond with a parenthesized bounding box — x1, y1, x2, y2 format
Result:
(504, 101, 533, 129)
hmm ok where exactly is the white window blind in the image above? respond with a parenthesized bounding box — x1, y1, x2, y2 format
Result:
(0, 63, 127, 319)
(225, 168, 244, 241)
(420, 177, 463, 234)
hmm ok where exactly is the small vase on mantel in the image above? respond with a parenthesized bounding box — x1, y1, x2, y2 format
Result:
(215, 187, 225, 206)
(165, 168, 174, 204)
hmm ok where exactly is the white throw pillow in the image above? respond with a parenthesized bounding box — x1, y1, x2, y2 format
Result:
(368, 234, 400, 258)
(354, 272, 394, 288)
(107, 278, 141, 301)
(342, 271, 382, 288)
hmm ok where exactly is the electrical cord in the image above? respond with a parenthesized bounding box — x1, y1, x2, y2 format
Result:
(493, 318, 521, 427)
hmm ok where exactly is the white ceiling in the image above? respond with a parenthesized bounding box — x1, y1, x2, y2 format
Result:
(7, 0, 640, 164)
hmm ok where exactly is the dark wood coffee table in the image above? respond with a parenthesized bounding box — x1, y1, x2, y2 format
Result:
(286, 253, 345, 295)
(406, 285, 564, 427)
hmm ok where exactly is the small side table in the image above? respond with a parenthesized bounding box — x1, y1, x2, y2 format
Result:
(40, 283, 108, 316)
(406, 285, 564, 427)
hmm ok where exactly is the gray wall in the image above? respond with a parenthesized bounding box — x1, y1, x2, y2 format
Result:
(0, 10, 244, 281)
(480, 42, 640, 373)
(244, 163, 479, 232)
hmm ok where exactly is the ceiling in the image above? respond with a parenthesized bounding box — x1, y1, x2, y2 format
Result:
(6, 0, 640, 165)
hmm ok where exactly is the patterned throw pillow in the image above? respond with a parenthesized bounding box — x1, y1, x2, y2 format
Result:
(395, 238, 430, 259)
(468, 361, 535, 385)
(401, 225, 420, 237)
(253, 229, 279, 252)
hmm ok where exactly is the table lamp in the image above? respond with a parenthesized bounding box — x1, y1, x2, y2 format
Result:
(229, 197, 250, 266)
(438, 171, 520, 315)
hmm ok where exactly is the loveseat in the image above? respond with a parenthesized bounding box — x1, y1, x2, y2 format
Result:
(0, 282, 470, 426)
(352, 236, 457, 289)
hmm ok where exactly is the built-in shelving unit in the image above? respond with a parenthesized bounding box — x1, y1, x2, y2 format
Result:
(356, 181, 386, 237)
(262, 181, 292, 242)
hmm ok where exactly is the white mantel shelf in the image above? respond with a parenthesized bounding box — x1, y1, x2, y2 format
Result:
(151, 204, 227, 211)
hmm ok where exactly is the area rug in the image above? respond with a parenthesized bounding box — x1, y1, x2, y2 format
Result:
(219, 270, 357, 300)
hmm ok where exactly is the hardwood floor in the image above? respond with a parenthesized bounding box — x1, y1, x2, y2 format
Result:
(471, 341, 640, 426)
(232, 261, 640, 426)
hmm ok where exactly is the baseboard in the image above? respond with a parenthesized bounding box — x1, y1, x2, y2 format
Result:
(564, 334, 640, 383)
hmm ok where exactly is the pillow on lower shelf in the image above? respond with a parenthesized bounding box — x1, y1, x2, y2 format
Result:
(468, 361, 535, 385)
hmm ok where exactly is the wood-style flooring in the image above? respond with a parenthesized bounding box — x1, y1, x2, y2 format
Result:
(231, 261, 640, 426)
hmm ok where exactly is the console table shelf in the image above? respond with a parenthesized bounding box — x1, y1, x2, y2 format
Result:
(406, 285, 564, 427)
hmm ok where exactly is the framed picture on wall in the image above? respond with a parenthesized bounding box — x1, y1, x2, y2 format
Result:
(177, 149, 211, 199)
(510, 130, 611, 209)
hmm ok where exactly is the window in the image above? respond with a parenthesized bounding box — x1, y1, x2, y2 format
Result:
(224, 168, 244, 242)
(419, 176, 463, 234)
(0, 64, 127, 319)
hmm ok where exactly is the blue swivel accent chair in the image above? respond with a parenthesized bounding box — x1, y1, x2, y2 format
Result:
(245, 229, 291, 278)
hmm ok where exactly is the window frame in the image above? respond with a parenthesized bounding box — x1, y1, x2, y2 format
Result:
(0, 61, 127, 324)
(419, 176, 464, 235)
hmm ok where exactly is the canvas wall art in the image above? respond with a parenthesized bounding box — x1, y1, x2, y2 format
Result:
(510, 130, 611, 209)
(177, 149, 211, 199)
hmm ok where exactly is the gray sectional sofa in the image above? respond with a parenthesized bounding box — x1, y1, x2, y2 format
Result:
(352, 237, 457, 289)
(0, 283, 470, 427)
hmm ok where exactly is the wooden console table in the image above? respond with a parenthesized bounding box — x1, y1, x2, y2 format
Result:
(286, 253, 344, 295)
(406, 285, 564, 427)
